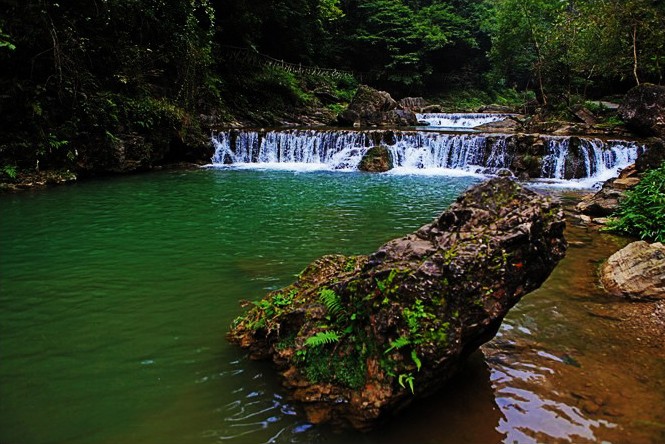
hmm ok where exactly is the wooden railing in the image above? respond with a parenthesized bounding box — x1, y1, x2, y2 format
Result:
(218, 45, 356, 79)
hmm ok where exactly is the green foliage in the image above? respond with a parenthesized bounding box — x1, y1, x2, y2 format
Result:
(384, 336, 410, 354)
(376, 269, 400, 295)
(347, 0, 483, 93)
(0, 26, 15, 51)
(398, 373, 415, 394)
(234, 289, 298, 331)
(275, 331, 297, 350)
(305, 330, 340, 347)
(303, 346, 366, 389)
(486, 0, 664, 102)
(2, 165, 17, 179)
(319, 288, 343, 318)
(410, 349, 422, 372)
(343, 256, 359, 272)
(605, 163, 665, 243)
(402, 299, 430, 335)
(0, 0, 217, 171)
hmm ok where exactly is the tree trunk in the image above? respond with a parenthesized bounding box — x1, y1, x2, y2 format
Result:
(633, 24, 640, 86)
(522, 4, 547, 106)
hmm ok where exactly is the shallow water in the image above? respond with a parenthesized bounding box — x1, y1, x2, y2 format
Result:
(1, 170, 663, 444)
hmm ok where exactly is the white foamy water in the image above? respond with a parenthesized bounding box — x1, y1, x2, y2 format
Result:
(415, 113, 515, 129)
(210, 129, 642, 187)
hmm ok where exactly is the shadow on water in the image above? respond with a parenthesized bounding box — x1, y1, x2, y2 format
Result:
(191, 351, 503, 444)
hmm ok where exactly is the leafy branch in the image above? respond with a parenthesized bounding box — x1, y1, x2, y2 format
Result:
(305, 330, 340, 347)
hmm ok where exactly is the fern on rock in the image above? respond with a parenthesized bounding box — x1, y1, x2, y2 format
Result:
(305, 330, 340, 347)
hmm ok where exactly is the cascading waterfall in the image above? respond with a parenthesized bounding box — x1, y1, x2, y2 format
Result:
(541, 137, 640, 181)
(386, 133, 496, 171)
(415, 113, 515, 129)
(212, 129, 372, 170)
(210, 129, 642, 183)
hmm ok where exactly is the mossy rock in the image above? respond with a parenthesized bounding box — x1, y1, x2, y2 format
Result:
(358, 146, 393, 172)
(228, 177, 567, 430)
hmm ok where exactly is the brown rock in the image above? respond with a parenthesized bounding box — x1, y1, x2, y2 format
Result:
(571, 106, 598, 125)
(477, 104, 515, 113)
(576, 181, 625, 216)
(601, 241, 665, 300)
(421, 104, 443, 113)
(612, 177, 640, 190)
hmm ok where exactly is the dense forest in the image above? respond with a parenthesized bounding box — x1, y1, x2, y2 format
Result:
(1, 0, 663, 176)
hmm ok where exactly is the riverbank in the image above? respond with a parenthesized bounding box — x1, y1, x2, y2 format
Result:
(504, 203, 665, 443)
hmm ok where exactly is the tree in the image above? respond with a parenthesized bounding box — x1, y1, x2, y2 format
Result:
(0, 0, 218, 171)
(341, 0, 481, 94)
(486, 0, 664, 102)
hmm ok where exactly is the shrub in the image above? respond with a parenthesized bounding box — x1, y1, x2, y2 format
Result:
(605, 162, 665, 243)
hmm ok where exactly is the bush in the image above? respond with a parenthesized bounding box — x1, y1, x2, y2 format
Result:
(605, 162, 665, 242)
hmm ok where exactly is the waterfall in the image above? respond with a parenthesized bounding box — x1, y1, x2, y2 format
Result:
(386, 133, 499, 172)
(210, 129, 642, 183)
(415, 113, 514, 129)
(541, 137, 640, 181)
(212, 129, 371, 170)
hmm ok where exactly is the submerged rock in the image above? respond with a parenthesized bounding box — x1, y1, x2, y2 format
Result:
(358, 146, 393, 172)
(601, 241, 665, 301)
(227, 178, 567, 430)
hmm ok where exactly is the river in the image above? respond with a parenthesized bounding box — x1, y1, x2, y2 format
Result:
(1, 168, 663, 443)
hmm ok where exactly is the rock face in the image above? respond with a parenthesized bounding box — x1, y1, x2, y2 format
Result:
(398, 97, 428, 112)
(228, 178, 566, 430)
(358, 146, 393, 172)
(601, 241, 665, 300)
(338, 85, 417, 127)
(636, 138, 665, 173)
(618, 84, 665, 138)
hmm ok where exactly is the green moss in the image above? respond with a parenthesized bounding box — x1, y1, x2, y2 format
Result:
(302, 342, 367, 389)
(344, 256, 359, 272)
(275, 331, 297, 351)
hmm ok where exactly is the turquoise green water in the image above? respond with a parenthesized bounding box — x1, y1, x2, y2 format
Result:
(0, 170, 477, 443)
(1, 170, 663, 444)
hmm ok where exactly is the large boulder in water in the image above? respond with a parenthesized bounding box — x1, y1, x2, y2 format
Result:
(338, 85, 417, 127)
(358, 146, 393, 172)
(227, 178, 566, 430)
(601, 241, 665, 301)
(619, 84, 665, 138)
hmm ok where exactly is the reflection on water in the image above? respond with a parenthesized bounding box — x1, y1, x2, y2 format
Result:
(1, 172, 663, 444)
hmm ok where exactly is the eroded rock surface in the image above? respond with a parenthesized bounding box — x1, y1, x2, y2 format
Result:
(228, 178, 566, 430)
(601, 241, 665, 300)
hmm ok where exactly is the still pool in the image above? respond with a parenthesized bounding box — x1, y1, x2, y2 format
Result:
(1, 169, 663, 444)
